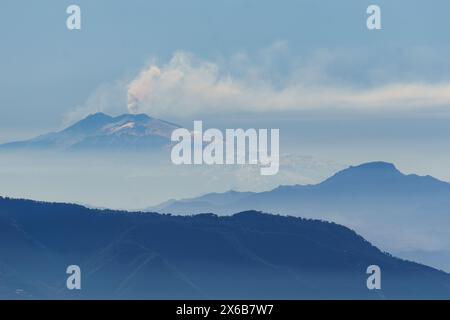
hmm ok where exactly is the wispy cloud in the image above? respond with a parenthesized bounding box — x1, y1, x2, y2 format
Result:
(63, 80, 129, 126)
(67, 44, 450, 121)
(126, 50, 450, 117)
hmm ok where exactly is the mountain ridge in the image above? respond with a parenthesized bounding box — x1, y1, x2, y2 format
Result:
(1, 196, 450, 299)
(149, 161, 450, 272)
(152, 161, 450, 213)
(0, 112, 180, 151)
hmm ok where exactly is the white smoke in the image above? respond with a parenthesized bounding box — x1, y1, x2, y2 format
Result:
(125, 51, 450, 118)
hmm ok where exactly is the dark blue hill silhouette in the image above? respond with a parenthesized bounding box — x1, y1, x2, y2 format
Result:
(0, 113, 180, 151)
(1, 196, 450, 299)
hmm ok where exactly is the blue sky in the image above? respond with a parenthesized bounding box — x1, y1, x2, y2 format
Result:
(1, 0, 450, 184)
(1, 0, 450, 135)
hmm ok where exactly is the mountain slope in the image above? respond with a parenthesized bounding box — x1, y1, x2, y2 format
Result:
(0, 113, 180, 151)
(151, 162, 450, 271)
(1, 196, 450, 299)
(153, 161, 450, 215)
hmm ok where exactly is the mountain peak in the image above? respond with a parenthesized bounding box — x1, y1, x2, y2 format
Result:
(83, 112, 151, 122)
(320, 161, 403, 187)
(0, 112, 180, 151)
(86, 112, 111, 119)
(113, 113, 151, 122)
(349, 161, 398, 172)
(64, 112, 113, 134)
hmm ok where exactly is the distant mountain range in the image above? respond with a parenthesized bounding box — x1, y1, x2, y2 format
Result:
(0, 113, 180, 151)
(1, 196, 450, 299)
(150, 162, 450, 272)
